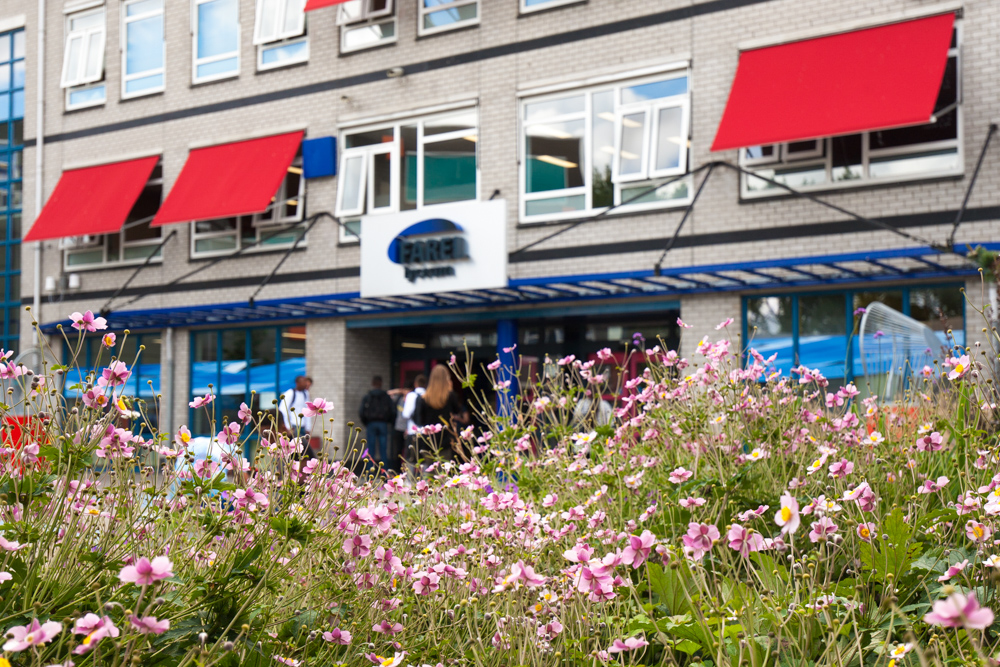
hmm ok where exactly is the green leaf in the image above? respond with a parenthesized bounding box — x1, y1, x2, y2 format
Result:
(648, 562, 694, 616)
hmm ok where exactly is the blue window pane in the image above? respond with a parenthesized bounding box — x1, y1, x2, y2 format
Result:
(196, 57, 238, 79)
(0, 94, 8, 122)
(12, 32, 23, 60)
(746, 296, 793, 375)
(125, 74, 163, 95)
(423, 3, 477, 29)
(126, 15, 164, 76)
(198, 0, 239, 60)
(68, 84, 106, 108)
(0, 36, 8, 64)
(127, 0, 163, 17)
(0, 65, 9, 92)
(622, 77, 688, 104)
(11, 91, 22, 120)
(261, 40, 307, 66)
(798, 295, 847, 379)
(12, 61, 23, 89)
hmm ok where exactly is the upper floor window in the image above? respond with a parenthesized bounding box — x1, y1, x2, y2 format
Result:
(191, 159, 306, 257)
(419, 0, 478, 37)
(61, 7, 106, 110)
(520, 0, 579, 13)
(253, 0, 308, 70)
(519, 70, 691, 223)
(741, 27, 962, 198)
(64, 164, 164, 270)
(338, 0, 395, 53)
(193, 0, 240, 84)
(122, 0, 165, 98)
(336, 108, 478, 241)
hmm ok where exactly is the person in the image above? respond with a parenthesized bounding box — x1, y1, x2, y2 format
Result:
(414, 365, 468, 463)
(388, 384, 411, 475)
(359, 376, 395, 467)
(278, 375, 313, 457)
(572, 389, 614, 428)
(401, 374, 427, 470)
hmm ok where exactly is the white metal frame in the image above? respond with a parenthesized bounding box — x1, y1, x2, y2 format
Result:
(257, 36, 309, 71)
(65, 82, 107, 111)
(192, 0, 241, 85)
(335, 108, 481, 242)
(649, 98, 690, 179)
(519, 0, 581, 14)
(338, 0, 395, 53)
(253, 0, 305, 44)
(61, 6, 105, 88)
(121, 0, 165, 99)
(418, 0, 479, 37)
(739, 29, 963, 199)
(337, 0, 393, 25)
(518, 69, 693, 224)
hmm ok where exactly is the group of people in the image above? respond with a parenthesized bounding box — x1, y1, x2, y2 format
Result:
(358, 365, 469, 473)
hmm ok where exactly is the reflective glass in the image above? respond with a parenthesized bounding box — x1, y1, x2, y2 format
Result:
(339, 154, 365, 212)
(126, 15, 164, 76)
(591, 90, 614, 208)
(68, 84, 106, 108)
(526, 120, 584, 194)
(198, 0, 239, 61)
(746, 296, 793, 373)
(424, 137, 476, 204)
(525, 194, 584, 216)
(618, 111, 646, 177)
(524, 95, 584, 122)
(653, 106, 683, 171)
(621, 76, 687, 104)
(343, 22, 394, 51)
(261, 39, 308, 65)
(423, 3, 477, 30)
(798, 294, 847, 378)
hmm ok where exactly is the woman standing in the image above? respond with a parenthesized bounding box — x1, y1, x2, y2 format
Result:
(414, 365, 468, 463)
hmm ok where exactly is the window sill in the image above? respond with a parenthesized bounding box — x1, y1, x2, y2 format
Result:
(416, 19, 480, 40)
(339, 37, 398, 57)
(519, 0, 586, 16)
(65, 99, 106, 114)
(191, 71, 240, 87)
(739, 168, 965, 202)
(518, 194, 693, 226)
(63, 257, 164, 272)
(121, 88, 165, 102)
(189, 242, 308, 261)
(256, 56, 309, 73)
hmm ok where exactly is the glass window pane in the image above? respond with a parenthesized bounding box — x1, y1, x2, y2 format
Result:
(400, 125, 417, 210)
(746, 296, 793, 373)
(0, 36, 9, 63)
(11, 92, 22, 120)
(0, 62, 13, 92)
(525, 195, 585, 217)
(526, 120, 584, 194)
(869, 148, 959, 180)
(746, 145, 776, 161)
(831, 134, 863, 182)
(261, 39, 308, 66)
(283, 0, 305, 33)
(249, 328, 277, 407)
(745, 163, 827, 193)
(126, 15, 164, 76)
(258, 0, 281, 42)
(621, 76, 687, 104)
(591, 90, 614, 208)
(84, 32, 103, 80)
(195, 237, 237, 254)
(68, 84, 106, 108)
(128, 0, 163, 17)
(197, 58, 238, 79)
(371, 151, 392, 209)
(342, 21, 394, 51)
(423, 3, 477, 30)
(198, 0, 239, 59)
(910, 286, 964, 349)
(339, 154, 365, 212)
(345, 128, 393, 149)
(524, 95, 585, 122)
(424, 111, 476, 136)
(125, 74, 163, 95)
(618, 111, 646, 177)
(423, 137, 476, 204)
(798, 294, 847, 378)
(0, 94, 9, 122)
(620, 178, 689, 205)
(12, 32, 23, 60)
(654, 106, 683, 172)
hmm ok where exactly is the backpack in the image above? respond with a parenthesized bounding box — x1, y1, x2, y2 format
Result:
(360, 389, 395, 424)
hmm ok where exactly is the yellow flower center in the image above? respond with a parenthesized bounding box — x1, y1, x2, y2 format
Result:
(955, 363, 965, 374)
(781, 507, 793, 522)
(181, 432, 190, 443)
(83, 630, 99, 646)
(974, 525, 985, 539)
(860, 527, 870, 538)
(23, 633, 34, 643)
(892, 647, 906, 656)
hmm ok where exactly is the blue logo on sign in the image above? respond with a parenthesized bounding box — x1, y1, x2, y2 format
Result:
(387, 218, 467, 264)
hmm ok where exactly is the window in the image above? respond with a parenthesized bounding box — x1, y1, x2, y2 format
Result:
(193, 0, 240, 83)
(191, 160, 306, 257)
(520, 0, 580, 13)
(253, 0, 308, 70)
(61, 7, 106, 110)
(122, 0, 164, 97)
(0, 29, 23, 356)
(419, 0, 478, 36)
(338, 0, 395, 53)
(64, 164, 164, 270)
(741, 27, 962, 197)
(190, 325, 306, 437)
(520, 70, 691, 223)
(336, 109, 478, 242)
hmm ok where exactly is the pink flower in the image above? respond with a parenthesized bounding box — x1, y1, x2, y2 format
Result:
(774, 494, 800, 534)
(676, 317, 693, 329)
(175, 426, 192, 449)
(608, 636, 649, 653)
(119, 556, 174, 586)
(343, 535, 372, 559)
(413, 571, 440, 595)
(924, 591, 994, 629)
(844, 482, 876, 512)
(596, 347, 613, 361)
(193, 459, 218, 479)
(129, 615, 170, 635)
(72, 614, 119, 654)
(679, 497, 706, 509)
(82, 388, 110, 410)
(3, 618, 63, 651)
(508, 560, 547, 587)
(238, 402, 252, 424)
(101, 333, 116, 347)
(372, 620, 403, 635)
(938, 559, 969, 582)
(966, 520, 992, 543)
(916, 431, 944, 452)
(69, 310, 107, 333)
(947, 355, 971, 381)
(669, 467, 693, 484)
(715, 317, 733, 330)
(189, 393, 214, 409)
(728, 523, 764, 556)
(323, 628, 351, 645)
(683, 523, 719, 560)
(0, 536, 26, 551)
(99, 361, 130, 387)
(918, 476, 949, 494)
(621, 530, 656, 569)
(827, 459, 854, 479)
(856, 522, 876, 542)
(303, 397, 331, 418)
(808, 517, 838, 543)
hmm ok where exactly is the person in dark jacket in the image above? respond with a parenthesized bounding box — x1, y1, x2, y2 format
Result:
(413, 365, 468, 463)
(359, 376, 395, 467)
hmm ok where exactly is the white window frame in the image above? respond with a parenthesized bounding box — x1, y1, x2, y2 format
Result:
(518, 69, 693, 225)
(519, 0, 582, 14)
(649, 99, 690, 179)
(418, 0, 479, 37)
(192, 0, 241, 85)
(121, 0, 165, 99)
(338, 0, 396, 54)
(63, 169, 164, 271)
(254, 0, 308, 70)
(191, 161, 306, 259)
(253, 0, 305, 44)
(740, 24, 963, 199)
(65, 82, 107, 111)
(335, 108, 480, 242)
(61, 7, 106, 88)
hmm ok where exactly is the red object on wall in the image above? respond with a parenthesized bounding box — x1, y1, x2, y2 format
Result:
(304, 0, 351, 10)
(711, 13, 955, 151)
(2, 416, 46, 449)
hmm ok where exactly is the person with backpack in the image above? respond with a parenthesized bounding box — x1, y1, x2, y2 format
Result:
(359, 376, 395, 467)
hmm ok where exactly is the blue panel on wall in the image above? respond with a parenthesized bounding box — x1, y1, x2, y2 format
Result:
(302, 136, 336, 179)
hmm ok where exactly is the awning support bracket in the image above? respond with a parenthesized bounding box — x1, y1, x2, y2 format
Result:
(248, 213, 324, 307)
(99, 229, 177, 317)
(948, 122, 997, 247)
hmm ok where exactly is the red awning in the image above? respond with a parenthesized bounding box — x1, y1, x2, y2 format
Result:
(24, 156, 159, 242)
(153, 131, 303, 226)
(304, 0, 349, 10)
(711, 13, 955, 152)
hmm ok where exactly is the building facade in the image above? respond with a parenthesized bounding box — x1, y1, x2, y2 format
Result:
(1, 0, 996, 450)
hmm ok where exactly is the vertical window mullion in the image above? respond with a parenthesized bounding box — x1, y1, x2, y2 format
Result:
(791, 295, 800, 368)
(584, 91, 593, 211)
(416, 122, 425, 209)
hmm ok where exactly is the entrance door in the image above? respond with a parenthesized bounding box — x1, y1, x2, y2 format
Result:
(398, 360, 425, 389)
